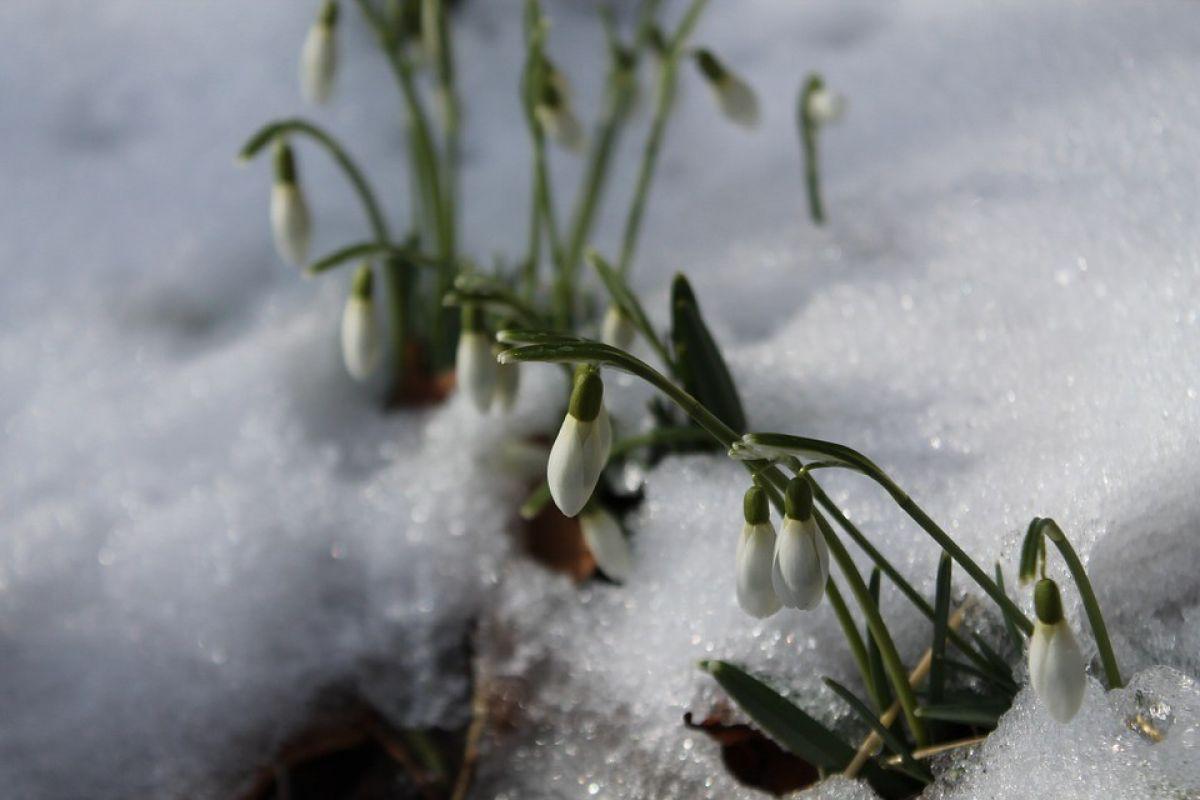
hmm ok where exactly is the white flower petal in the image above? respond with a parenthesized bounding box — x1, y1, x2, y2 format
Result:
(270, 183, 311, 267)
(736, 522, 780, 618)
(547, 408, 611, 517)
(1029, 620, 1087, 723)
(455, 332, 496, 413)
(806, 88, 845, 124)
(340, 296, 379, 381)
(601, 306, 636, 351)
(772, 516, 828, 610)
(581, 508, 632, 582)
(717, 77, 759, 128)
(300, 24, 337, 104)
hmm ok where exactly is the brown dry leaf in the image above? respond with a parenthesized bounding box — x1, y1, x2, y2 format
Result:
(684, 712, 819, 796)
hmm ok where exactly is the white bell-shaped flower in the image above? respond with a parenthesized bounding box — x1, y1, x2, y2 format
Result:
(580, 506, 632, 583)
(535, 74, 586, 153)
(1028, 578, 1087, 723)
(736, 486, 781, 618)
(805, 86, 845, 125)
(601, 305, 636, 351)
(694, 49, 759, 128)
(493, 344, 520, 413)
(340, 264, 380, 381)
(771, 477, 829, 610)
(455, 305, 497, 413)
(547, 368, 612, 517)
(270, 141, 311, 267)
(300, 1, 339, 104)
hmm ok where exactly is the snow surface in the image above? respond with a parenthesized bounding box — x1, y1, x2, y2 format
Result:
(2, 0, 1199, 798)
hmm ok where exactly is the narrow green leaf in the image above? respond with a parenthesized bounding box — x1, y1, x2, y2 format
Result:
(930, 553, 952, 706)
(1018, 517, 1044, 585)
(824, 678, 932, 784)
(915, 700, 1009, 727)
(994, 563, 1026, 655)
(698, 660, 855, 771)
(865, 569, 892, 715)
(669, 274, 746, 431)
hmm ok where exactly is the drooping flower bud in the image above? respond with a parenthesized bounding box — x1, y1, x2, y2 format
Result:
(1028, 578, 1087, 723)
(736, 486, 781, 618)
(547, 367, 612, 517)
(693, 49, 759, 128)
(456, 305, 497, 413)
(771, 477, 829, 610)
(340, 263, 380, 381)
(580, 506, 632, 583)
(600, 305, 636, 351)
(534, 72, 585, 153)
(301, 1, 339, 104)
(805, 85, 845, 125)
(270, 140, 312, 267)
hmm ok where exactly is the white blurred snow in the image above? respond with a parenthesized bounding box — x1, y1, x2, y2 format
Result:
(1, 0, 1199, 798)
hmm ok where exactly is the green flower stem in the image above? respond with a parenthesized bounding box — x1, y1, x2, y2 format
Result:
(1039, 519, 1123, 688)
(615, 0, 708, 277)
(798, 74, 824, 225)
(813, 509, 929, 748)
(809, 479, 1001, 679)
(562, 1, 662, 276)
(745, 432, 1034, 636)
(499, 338, 927, 746)
(239, 118, 390, 243)
(826, 578, 878, 713)
(522, 157, 543, 300)
(355, 0, 454, 362)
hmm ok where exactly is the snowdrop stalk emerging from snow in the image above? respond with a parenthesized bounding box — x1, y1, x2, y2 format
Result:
(798, 72, 842, 225)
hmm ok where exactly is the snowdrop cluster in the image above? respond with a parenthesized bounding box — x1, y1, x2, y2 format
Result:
(735, 478, 831, 617)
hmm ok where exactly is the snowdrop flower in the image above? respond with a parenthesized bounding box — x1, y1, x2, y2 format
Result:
(772, 476, 829, 610)
(535, 77, 585, 153)
(300, 1, 339, 105)
(694, 49, 759, 128)
(805, 85, 845, 125)
(1028, 578, 1087, 723)
(600, 305, 636, 351)
(340, 264, 380, 381)
(736, 486, 781, 618)
(547, 367, 612, 517)
(270, 140, 311, 267)
(580, 506, 632, 583)
(456, 305, 497, 413)
(493, 343, 520, 413)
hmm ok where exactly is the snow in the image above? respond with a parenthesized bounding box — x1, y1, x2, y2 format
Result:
(1, 0, 1199, 797)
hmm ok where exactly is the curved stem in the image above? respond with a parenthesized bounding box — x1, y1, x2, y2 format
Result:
(745, 432, 1033, 635)
(798, 75, 824, 225)
(1041, 520, 1123, 688)
(240, 118, 390, 243)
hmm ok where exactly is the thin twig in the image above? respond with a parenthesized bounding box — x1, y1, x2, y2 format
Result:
(883, 734, 988, 766)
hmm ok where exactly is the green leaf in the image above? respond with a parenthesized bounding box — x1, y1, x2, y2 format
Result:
(305, 242, 441, 277)
(519, 481, 552, 520)
(824, 678, 932, 784)
(669, 274, 746, 432)
(698, 660, 854, 771)
(915, 700, 1009, 727)
(994, 563, 1026, 655)
(930, 553, 952, 706)
(1018, 517, 1045, 585)
(865, 568, 892, 716)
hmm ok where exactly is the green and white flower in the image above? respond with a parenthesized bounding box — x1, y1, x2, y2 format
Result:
(1029, 578, 1087, 723)
(340, 264, 380, 381)
(547, 368, 612, 517)
(300, 1, 339, 104)
(772, 477, 829, 610)
(580, 506, 632, 583)
(736, 486, 781, 618)
(270, 140, 311, 267)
